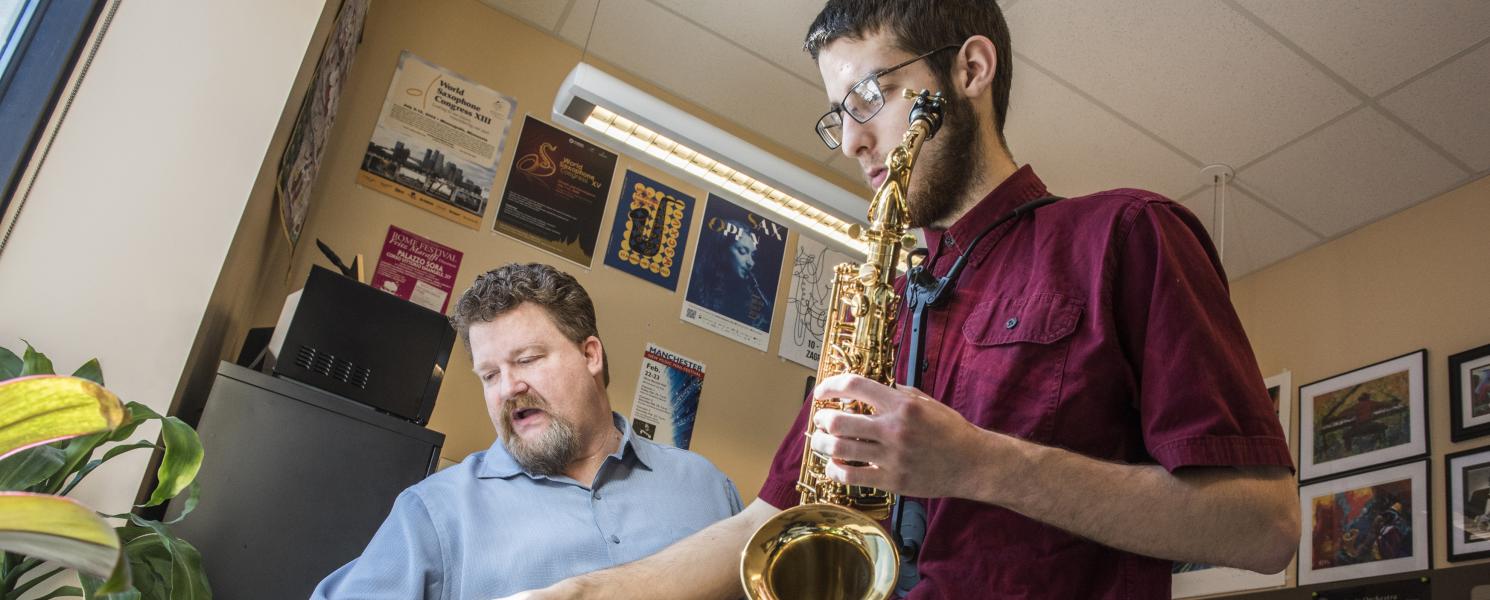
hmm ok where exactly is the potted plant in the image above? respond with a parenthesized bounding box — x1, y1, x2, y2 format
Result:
(0, 342, 209, 599)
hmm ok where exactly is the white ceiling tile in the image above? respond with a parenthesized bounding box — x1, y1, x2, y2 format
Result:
(556, 0, 600, 47)
(1238, 107, 1465, 236)
(579, 0, 830, 162)
(1234, 0, 1490, 97)
(1181, 185, 1321, 280)
(479, 0, 569, 32)
(1005, 56, 1200, 202)
(649, 0, 825, 84)
(1380, 42, 1490, 171)
(1006, 0, 1358, 165)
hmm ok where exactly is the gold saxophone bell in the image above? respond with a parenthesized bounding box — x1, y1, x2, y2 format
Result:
(740, 90, 945, 600)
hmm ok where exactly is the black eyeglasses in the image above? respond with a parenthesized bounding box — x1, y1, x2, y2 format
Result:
(814, 44, 961, 149)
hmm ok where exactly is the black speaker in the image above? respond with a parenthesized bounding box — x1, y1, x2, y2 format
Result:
(269, 265, 453, 424)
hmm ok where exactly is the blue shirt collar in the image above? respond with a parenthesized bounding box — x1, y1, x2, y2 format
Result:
(477, 412, 656, 479)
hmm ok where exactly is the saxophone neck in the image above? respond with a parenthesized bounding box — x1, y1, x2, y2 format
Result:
(865, 91, 944, 239)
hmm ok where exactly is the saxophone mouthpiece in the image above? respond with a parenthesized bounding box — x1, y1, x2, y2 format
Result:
(905, 90, 945, 137)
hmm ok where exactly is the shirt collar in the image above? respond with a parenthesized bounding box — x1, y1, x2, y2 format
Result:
(923, 165, 1050, 264)
(477, 412, 653, 479)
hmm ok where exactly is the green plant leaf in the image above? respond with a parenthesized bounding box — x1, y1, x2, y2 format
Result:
(35, 586, 88, 600)
(106, 403, 156, 444)
(72, 359, 105, 386)
(0, 346, 21, 379)
(122, 515, 209, 599)
(0, 445, 65, 491)
(21, 342, 55, 376)
(0, 492, 123, 580)
(163, 481, 200, 525)
(62, 441, 158, 496)
(50, 433, 107, 496)
(0, 376, 125, 460)
(139, 417, 202, 508)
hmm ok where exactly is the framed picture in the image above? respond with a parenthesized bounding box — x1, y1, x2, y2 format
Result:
(1448, 342, 1490, 442)
(1298, 460, 1430, 585)
(1266, 370, 1293, 445)
(1446, 445, 1490, 562)
(1170, 564, 1283, 598)
(1299, 350, 1427, 482)
(1170, 370, 1292, 598)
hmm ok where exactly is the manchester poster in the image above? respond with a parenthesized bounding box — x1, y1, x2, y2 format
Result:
(493, 116, 618, 267)
(629, 344, 706, 450)
(602, 170, 695, 291)
(357, 51, 516, 229)
(780, 235, 855, 369)
(682, 195, 788, 351)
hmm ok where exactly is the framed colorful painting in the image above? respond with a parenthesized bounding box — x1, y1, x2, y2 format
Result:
(1297, 460, 1430, 585)
(1299, 350, 1427, 483)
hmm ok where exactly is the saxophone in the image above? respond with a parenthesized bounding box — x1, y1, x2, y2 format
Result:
(740, 90, 945, 600)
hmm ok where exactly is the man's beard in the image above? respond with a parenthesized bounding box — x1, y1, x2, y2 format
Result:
(498, 393, 579, 476)
(905, 90, 981, 229)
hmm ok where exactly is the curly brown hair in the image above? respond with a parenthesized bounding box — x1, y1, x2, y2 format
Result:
(450, 263, 609, 386)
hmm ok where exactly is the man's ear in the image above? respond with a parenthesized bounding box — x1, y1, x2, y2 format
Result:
(582, 336, 604, 378)
(955, 35, 998, 99)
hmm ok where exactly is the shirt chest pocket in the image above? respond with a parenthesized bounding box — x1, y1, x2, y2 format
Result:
(953, 293, 1083, 442)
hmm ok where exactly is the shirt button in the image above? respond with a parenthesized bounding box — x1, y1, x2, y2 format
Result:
(920, 359, 929, 372)
(609, 534, 621, 544)
(1005, 317, 1019, 329)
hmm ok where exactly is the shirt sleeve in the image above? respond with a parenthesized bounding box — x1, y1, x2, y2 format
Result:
(1113, 199, 1293, 472)
(310, 489, 445, 600)
(758, 398, 813, 509)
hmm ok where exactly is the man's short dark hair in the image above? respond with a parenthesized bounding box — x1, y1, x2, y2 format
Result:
(451, 263, 609, 386)
(804, 0, 1014, 147)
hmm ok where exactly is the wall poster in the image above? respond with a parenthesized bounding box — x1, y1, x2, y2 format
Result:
(779, 235, 855, 369)
(682, 195, 788, 351)
(358, 51, 516, 229)
(277, 0, 369, 245)
(629, 344, 706, 450)
(370, 225, 463, 313)
(602, 170, 695, 291)
(493, 116, 617, 267)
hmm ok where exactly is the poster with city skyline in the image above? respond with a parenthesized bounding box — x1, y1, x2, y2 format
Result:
(357, 51, 516, 229)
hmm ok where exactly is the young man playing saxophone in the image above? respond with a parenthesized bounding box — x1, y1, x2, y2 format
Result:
(503, 1, 1297, 598)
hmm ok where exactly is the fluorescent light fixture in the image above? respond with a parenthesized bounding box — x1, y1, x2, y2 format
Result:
(552, 63, 866, 253)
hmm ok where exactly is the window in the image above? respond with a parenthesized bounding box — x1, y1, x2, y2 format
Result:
(0, 0, 106, 229)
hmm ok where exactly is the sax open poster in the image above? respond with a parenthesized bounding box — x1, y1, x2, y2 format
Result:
(357, 51, 516, 229)
(493, 116, 618, 267)
(629, 344, 706, 450)
(603, 170, 695, 291)
(682, 195, 788, 351)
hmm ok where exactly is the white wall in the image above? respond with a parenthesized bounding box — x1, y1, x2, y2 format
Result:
(0, 0, 327, 515)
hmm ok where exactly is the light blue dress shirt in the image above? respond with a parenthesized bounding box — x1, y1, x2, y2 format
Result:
(312, 413, 742, 599)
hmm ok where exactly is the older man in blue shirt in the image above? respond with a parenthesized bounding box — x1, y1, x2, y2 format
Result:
(313, 263, 741, 599)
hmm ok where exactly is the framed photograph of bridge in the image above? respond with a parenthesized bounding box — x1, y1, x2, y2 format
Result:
(1299, 350, 1427, 483)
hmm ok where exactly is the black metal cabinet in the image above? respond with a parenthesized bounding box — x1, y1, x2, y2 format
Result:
(166, 362, 445, 599)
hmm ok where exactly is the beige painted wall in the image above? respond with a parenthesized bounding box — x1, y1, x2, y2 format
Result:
(0, 0, 330, 515)
(266, 0, 867, 499)
(1231, 172, 1490, 576)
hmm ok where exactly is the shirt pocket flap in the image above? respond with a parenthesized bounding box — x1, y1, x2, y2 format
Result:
(963, 293, 1083, 346)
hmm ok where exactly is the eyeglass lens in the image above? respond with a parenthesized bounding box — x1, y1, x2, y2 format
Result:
(816, 77, 885, 149)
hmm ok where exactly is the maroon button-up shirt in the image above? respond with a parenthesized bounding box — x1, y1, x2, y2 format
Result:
(758, 166, 1292, 599)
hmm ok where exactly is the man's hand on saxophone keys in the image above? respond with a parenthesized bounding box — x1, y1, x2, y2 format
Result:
(809, 373, 1005, 501)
